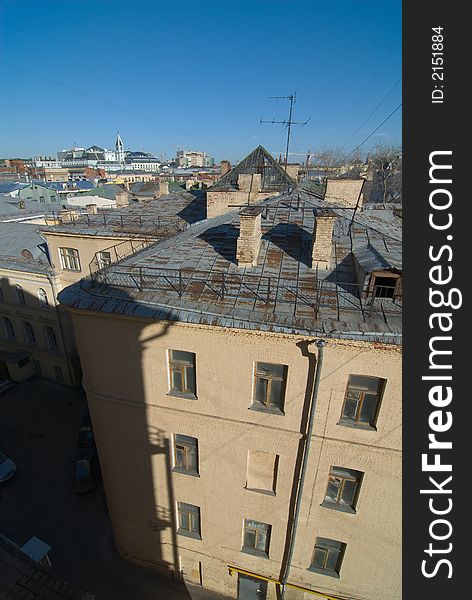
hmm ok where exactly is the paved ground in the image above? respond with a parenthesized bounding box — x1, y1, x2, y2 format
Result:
(0, 379, 229, 600)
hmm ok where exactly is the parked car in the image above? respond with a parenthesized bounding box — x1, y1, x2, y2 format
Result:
(0, 452, 17, 484)
(78, 413, 95, 448)
(73, 450, 97, 494)
(0, 377, 13, 394)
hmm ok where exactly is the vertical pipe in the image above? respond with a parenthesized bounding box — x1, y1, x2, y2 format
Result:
(280, 339, 326, 598)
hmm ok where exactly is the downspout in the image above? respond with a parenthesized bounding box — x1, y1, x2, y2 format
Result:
(280, 339, 326, 598)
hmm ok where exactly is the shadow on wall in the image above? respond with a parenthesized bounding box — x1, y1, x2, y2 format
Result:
(71, 283, 197, 597)
(0, 277, 79, 385)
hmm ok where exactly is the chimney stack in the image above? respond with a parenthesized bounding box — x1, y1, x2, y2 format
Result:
(236, 206, 264, 267)
(115, 191, 129, 207)
(220, 160, 231, 177)
(312, 209, 336, 267)
(86, 203, 98, 215)
(159, 181, 169, 196)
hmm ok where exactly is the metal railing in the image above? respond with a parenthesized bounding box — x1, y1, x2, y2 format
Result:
(88, 264, 402, 321)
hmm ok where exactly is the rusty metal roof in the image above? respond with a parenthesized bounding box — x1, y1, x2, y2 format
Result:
(58, 189, 402, 343)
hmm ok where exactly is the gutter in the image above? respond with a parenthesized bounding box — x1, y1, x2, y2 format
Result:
(280, 339, 326, 598)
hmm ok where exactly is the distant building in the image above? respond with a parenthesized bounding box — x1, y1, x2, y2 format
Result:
(176, 150, 214, 168)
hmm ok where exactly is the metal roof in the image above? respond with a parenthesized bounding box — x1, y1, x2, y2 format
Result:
(0, 222, 50, 264)
(58, 189, 402, 343)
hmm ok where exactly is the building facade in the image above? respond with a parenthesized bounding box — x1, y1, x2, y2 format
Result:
(57, 149, 402, 600)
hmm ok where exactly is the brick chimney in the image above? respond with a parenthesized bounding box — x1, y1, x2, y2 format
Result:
(312, 209, 336, 267)
(220, 160, 231, 177)
(86, 204, 98, 214)
(115, 191, 129, 207)
(236, 206, 264, 267)
(159, 181, 169, 196)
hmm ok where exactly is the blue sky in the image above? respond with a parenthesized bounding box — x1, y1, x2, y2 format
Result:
(0, 0, 401, 162)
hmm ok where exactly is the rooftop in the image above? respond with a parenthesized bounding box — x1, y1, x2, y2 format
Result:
(0, 221, 50, 267)
(41, 191, 206, 239)
(59, 188, 402, 343)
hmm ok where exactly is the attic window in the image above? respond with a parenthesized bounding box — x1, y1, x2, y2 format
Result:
(369, 272, 402, 299)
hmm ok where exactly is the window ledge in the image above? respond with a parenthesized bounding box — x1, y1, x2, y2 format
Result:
(307, 566, 340, 579)
(320, 501, 356, 515)
(248, 404, 285, 416)
(241, 546, 269, 559)
(177, 529, 201, 540)
(167, 391, 198, 401)
(244, 487, 276, 497)
(337, 419, 377, 432)
(172, 467, 200, 478)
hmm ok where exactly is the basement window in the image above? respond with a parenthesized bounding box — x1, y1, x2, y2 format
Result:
(309, 538, 346, 578)
(245, 451, 278, 495)
(251, 362, 287, 415)
(168, 350, 197, 399)
(339, 375, 386, 430)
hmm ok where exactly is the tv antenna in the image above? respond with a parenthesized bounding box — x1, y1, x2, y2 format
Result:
(260, 92, 310, 172)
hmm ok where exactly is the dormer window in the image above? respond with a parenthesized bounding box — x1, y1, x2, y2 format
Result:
(368, 271, 402, 299)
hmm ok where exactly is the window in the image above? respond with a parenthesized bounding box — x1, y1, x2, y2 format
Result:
(0, 285, 3, 302)
(309, 538, 346, 578)
(177, 502, 201, 539)
(23, 322, 36, 345)
(59, 247, 81, 271)
(15, 285, 25, 304)
(18, 356, 30, 368)
(38, 288, 48, 305)
(46, 327, 58, 351)
(245, 451, 278, 495)
(168, 350, 196, 397)
(97, 251, 112, 269)
(242, 519, 271, 557)
(252, 362, 287, 413)
(322, 467, 363, 513)
(339, 375, 385, 429)
(39, 195, 45, 203)
(173, 434, 199, 475)
(369, 272, 402, 299)
(3, 318, 15, 340)
(54, 366, 64, 382)
(33, 359, 42, 376)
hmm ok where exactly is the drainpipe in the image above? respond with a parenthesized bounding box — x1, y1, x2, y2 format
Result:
(280, 339, 326, 599)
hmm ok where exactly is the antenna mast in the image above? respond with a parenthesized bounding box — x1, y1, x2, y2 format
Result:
(260, 92, 310, 172)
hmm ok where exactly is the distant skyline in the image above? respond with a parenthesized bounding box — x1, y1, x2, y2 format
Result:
(0, 0, 401, 163)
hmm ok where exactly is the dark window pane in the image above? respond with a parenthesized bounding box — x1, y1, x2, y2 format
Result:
(172, 368, 183, 391)
(326, 478, 341, 502)
(341, 479, 357, 505)
(244, 530, 256, 548)
(172, 350, 194, 363)
(269, 379, 283, 408)
(256, 531, 267, 552)
(175, 446, 185, 468)
(349, 375, 379, 391)
(184, 366, 196, 393)
(325, 549, 339, 571)
(257, 363, 285, 378)
(179, 511, 189, 530)
(312, 548, 326, 568)
(187, 447, 197, 470)
(359, 393, 377, 423)
(256, 378, 268, 404)
(343, 396, 358, 420)
(190, 512, 200, 533)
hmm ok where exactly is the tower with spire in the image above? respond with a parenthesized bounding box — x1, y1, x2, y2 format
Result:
(115, 131, 125, 165)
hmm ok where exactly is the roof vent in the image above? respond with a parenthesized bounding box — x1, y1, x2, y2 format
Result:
(21, 249, 33, 260)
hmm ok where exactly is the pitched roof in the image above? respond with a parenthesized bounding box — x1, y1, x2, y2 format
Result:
(209, 145, 295, 192)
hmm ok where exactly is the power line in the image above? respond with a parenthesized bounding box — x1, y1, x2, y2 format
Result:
(339, 78, 401, 151)
(344, 103, 402, 161)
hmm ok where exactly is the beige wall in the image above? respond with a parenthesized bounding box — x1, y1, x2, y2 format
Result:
(325, 179, 365, 209)
(70, 310, 401, 599)
(0, 268, 78, 385)
(42, 232, 147, 288)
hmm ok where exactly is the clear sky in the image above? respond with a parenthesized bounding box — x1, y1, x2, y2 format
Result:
(0, 0, 402, 163)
